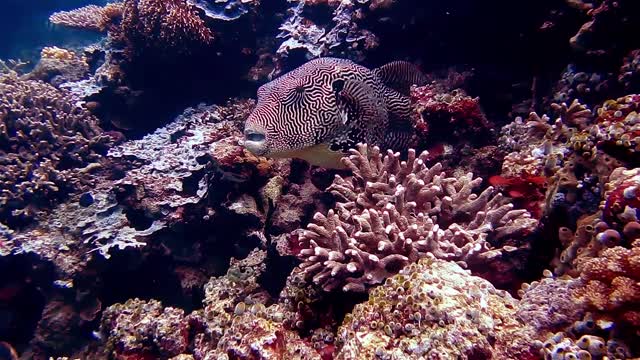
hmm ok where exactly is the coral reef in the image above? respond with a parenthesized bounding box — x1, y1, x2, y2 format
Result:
(336, 256, 538, 359)
(576, 240, 640, 330)
(276, 0, 379, 63)
(24, 47, 90, 86)
(4, 0, 640, 358)
(295, 144, 537, 292)
(4, 100, 256, 279)
(0, 72, 114, 228)
(99, 298, 189, 358)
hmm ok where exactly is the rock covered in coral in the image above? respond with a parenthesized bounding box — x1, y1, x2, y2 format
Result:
(296, 144, 537, 292)
(24, 47, 90, 86)
(410, 84, 491, 147)
(336, 256, 538, 359)
(575, 239, 640, 330)
(0, 72, 115, 228)
(517, 275, 586, 333)
(99, 298, 189, 358)
(188, 249, 272, 353)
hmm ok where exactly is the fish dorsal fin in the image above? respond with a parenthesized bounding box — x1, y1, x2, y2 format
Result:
(331, 79, 388, 150)
(334, 79, 387, 127)
(374, 61, 427, 95)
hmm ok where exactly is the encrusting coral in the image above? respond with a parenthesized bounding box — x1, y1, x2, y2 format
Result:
(295, 144, 537, 292)
(336, 256, 539, 359)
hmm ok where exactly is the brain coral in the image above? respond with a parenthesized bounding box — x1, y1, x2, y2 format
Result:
(295, 144, 537, 292)
(0, 73, 113, 227)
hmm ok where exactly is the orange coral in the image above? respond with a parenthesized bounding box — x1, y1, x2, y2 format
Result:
(577, 241, 640, 327)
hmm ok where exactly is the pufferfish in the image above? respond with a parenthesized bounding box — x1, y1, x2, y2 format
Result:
(243, 57, 427, 168)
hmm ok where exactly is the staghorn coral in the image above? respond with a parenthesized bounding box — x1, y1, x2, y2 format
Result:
(0, 73, 114, 228)
(121, 0, 214, 58)
(295, 144, 537, 292)
(336, 256, 539, 359)
(49, 3, 123, 32)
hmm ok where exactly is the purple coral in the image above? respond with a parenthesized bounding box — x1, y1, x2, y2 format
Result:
(296, 144, 537, 292)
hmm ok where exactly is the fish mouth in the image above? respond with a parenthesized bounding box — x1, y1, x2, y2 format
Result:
(242, 129, 269, 156)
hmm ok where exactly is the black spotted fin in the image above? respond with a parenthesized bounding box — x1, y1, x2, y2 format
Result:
(374, 61, 428, 95)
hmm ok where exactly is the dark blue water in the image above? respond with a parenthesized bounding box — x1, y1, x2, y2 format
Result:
(0, 0, 108, 61)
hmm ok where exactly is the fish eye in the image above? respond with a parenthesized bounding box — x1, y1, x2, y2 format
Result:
(332, 79, 345, 92)
(294, 85, 305, 94)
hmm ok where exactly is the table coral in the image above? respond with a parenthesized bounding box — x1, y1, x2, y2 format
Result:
(49, 3, 123, 32)
(335, 256, 538, 359)
(0, 73, 114, 228)
(296, 144, 537, 292)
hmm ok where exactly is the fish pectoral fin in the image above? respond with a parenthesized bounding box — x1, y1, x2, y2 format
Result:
(334, 79, 387, 128)
(374, 61, 427, 95)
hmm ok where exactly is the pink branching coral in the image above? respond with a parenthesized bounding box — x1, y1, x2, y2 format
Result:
(49, 3, 123, 32)
(295, 144, 537, 292)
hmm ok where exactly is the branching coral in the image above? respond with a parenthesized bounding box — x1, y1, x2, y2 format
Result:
(295, 144, 537, 292)
(0, 73, 114, 227)
(49, 3, 123, 32)
(121, 0, 214, 58)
